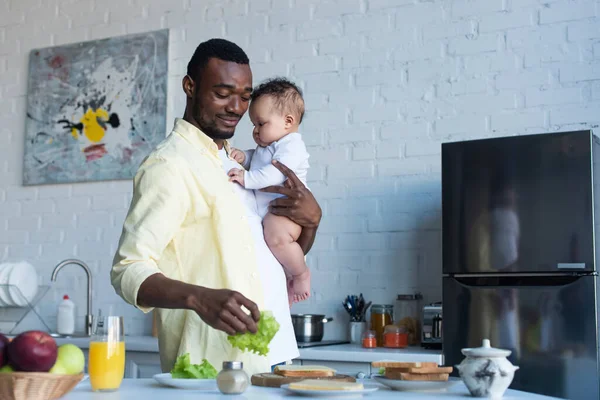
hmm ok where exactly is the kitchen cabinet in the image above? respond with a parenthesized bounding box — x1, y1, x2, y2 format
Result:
(125, 352, 162, 379)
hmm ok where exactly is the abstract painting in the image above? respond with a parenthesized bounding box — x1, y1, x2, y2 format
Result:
(23, 29, 169, 185)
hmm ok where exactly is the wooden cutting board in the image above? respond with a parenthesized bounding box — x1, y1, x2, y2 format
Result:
(251, 373, 356, 388)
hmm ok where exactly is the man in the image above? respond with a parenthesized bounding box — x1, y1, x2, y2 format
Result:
(111, 39, 321, 376)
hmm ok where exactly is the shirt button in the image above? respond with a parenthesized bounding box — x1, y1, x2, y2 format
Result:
(251, 272, 257, 279)
(246, 245, 252, 252)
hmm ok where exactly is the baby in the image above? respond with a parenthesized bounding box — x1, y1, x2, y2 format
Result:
(228, 78, 310, 305)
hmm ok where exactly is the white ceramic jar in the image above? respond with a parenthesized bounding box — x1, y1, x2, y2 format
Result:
(455, 339, 519, 399)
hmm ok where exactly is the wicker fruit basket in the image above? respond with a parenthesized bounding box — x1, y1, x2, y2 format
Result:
(0, 372, 84, 400)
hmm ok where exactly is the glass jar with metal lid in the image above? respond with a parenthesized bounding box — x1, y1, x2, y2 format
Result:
(217, 361, 249, 394)
(370, 304, 393, 347)
(395, 293, 422, 345)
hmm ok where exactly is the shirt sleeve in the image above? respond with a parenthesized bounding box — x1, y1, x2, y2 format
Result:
(244, 135, 309, 190)
(242, 149, 255, 170)
(111, 156, 190, 313)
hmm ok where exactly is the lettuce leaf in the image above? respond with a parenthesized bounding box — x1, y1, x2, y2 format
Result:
(378, 367, 385, 375)
(170, 353, 217, 379)
(227, 310, 280, 356)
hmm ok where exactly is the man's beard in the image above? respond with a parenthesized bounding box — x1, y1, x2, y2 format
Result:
(195, 114, 235, 140)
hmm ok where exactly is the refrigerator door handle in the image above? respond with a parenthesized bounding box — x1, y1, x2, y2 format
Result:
(452, 275, 587, 287)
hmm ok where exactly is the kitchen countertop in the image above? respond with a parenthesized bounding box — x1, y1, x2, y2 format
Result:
(63, 378, 562, 399)
(55, 336, 442, 363)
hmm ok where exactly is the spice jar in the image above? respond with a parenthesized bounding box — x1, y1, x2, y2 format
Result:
(217, 361, 249, 394)
(383, 325, 408, 348)
(361, 330, 377, 348)
(370, 304, 393, 347)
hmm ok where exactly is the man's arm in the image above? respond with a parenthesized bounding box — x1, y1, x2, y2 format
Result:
(298, 227, 318, 255)
(112, 158, 259, 335)
(137, 274, 260, 335)
(260, 160, 322, 255)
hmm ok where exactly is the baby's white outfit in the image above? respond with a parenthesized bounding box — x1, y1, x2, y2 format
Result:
(242, 132, 310, 218)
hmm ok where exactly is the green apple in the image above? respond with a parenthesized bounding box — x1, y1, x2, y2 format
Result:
(0, 365, 14, 373)
(54, 344, 85, 375)
(49, 362, 68, 374)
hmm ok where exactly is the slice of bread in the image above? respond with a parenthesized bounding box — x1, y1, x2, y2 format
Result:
(288, 379, 364, 391)
(405, 366, 453, 374)
(398, 373, 449, 381)
(385, 369, 449, 381)
(371, 361, 438, 368)
(274, 365, 336, 377)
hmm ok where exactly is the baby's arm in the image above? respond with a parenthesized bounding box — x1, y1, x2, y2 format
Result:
(245, 136, 308, 190)
(242, 149, 255, 169)
(244, 163, 286, 189)
(231, 148, 255, 170)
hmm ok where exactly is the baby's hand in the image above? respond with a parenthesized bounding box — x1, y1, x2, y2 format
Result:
(231, 149, 246, 165)
(228, 168, 245, 186)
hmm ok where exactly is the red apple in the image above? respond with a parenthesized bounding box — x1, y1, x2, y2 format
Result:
(8, 331, 57, 372)
(0, 334, 8, 367)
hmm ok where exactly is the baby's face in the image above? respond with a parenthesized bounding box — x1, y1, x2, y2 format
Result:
(248, 96, 289, 147)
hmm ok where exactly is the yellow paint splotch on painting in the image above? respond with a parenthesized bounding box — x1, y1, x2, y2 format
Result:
(82, 108, 109, 142)
(71, 108, 110, 142)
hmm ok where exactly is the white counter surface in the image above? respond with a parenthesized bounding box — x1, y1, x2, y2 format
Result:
(62, 378, 562, 399)
(54, 336, 443, 364)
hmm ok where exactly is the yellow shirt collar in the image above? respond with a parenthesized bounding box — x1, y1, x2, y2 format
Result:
(172, 118, 232, 156)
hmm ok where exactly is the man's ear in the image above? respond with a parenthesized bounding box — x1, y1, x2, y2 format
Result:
(182, 75, 194, 98)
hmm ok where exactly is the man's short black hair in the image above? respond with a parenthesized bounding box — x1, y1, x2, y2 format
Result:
(187, 38, 249, 81)
(250, 77, 305, 124)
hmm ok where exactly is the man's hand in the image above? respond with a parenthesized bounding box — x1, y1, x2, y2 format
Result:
(260, 160, 322, 228)
(191, 287, 260, 336)
(228, 168, 245, 186)
(231, 149, 246, 165)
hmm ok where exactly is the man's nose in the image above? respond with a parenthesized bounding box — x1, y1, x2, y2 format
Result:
(225, 96, 245, 115)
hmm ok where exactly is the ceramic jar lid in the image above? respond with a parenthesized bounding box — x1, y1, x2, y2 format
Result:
(461, 339, 512, 358)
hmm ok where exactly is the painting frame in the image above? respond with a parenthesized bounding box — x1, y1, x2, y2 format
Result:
(23, 29, 169, 186)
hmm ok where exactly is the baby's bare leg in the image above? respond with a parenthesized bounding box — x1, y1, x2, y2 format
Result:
(263, 213, 310, 304)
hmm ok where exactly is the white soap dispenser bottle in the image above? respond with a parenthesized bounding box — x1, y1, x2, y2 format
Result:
(57, 294, 75, 335)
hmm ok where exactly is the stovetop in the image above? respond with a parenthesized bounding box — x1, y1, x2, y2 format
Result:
(296, 340, 350, 348)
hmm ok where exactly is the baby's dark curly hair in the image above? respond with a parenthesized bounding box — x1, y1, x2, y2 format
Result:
(251, 77, 305, 124)
(187, 38, 249, 81)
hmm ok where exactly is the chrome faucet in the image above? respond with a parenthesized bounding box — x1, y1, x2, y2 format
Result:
(51, 259, 93, 336)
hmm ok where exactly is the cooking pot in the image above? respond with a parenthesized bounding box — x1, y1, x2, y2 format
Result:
(291, 314, 333, 343)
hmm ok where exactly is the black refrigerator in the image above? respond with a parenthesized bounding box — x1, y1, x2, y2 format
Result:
(442, 130, 600, 400)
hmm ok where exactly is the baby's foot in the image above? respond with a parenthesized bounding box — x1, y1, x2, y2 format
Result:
(292, 269, 311, 304)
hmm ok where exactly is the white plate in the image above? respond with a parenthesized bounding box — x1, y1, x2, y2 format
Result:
(8, 262, 38, 307)
(0, 264, 15, 307)
(281, 383, 379, 397)
(372, 375, 460, 392)
(153, 373, 217, 390)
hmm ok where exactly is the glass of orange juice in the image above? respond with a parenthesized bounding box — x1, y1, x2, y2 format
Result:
(89, 316, 125, 392)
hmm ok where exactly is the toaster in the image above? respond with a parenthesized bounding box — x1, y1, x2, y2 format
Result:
(421, 302, 442, 349)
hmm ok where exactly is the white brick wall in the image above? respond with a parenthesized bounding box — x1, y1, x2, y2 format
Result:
(1, 0, 599, 340)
